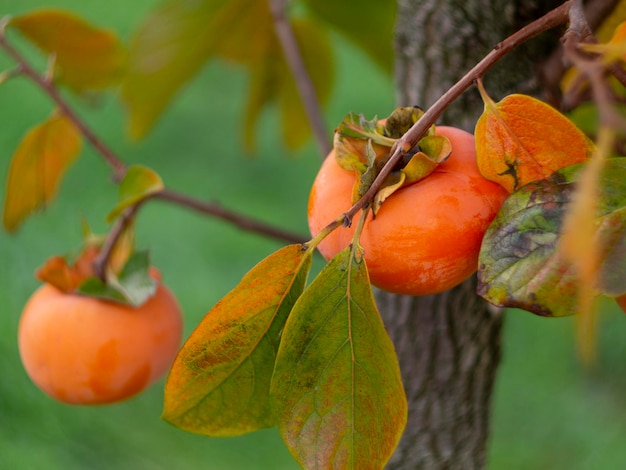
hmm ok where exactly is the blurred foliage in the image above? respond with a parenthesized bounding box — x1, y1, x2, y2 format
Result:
(0, 0, 625, 469)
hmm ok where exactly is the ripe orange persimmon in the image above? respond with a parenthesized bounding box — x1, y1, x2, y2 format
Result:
(18, 271, 183, 405)
(308, 126, 509, 296)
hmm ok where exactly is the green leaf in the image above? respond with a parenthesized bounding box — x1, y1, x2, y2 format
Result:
(3, 112, 82, 232)
(271, 247, 407, 469)
(382, 106, 425, 138)
(334, 107, 450, 211)
(477, 158, 626, 316)
(416, 134, 452, 166)
(336, 112, 391, 145)
(163, 244, 312, 436)
(372, 171, 405, 212)
(9, 9, 126, 91)
(107, 165, 164, 222)
(395, 134, 451, 188)
(303, 0, 396, 72)
(77, 251, 156, 307)
(333, 112, 393, 174)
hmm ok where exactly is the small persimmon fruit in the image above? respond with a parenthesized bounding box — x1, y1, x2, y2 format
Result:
(308, 126, 509, 296)
(18, 270, 183, 405)
(616, 295, 626, 314)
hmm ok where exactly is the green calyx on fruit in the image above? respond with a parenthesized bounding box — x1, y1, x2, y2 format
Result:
(333, 107, 451, 214)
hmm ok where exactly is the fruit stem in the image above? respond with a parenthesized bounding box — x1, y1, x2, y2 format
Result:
(92, 205, 139, 282)
(306, 213, 348, 252)
(349, 205, 370, 258)
(475, 78, 498, 113)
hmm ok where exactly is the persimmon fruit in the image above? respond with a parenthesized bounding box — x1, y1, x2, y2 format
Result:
(308, 126, 509, 296)
(18, 270, 183, 405)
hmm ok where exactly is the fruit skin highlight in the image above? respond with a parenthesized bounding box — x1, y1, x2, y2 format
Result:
(18, 271, 183, 405)
(308, 126, 509, 296)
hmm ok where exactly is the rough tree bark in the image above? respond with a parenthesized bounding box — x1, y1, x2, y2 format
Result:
(380, 1, 566, 468)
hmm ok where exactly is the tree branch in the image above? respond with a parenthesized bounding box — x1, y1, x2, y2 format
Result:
(342, 0, 573, 224)
(0, 29, 127, 181)
(539, 0, 621, 106)
(153, 189, 308, 245)
(0, 23, 309, 252)
(92, 205, 139, 281)
(268, 0, 332, 158)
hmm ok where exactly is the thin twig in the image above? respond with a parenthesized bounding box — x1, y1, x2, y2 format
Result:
(562, 2, 626, 130)
(539, 0, 622, 106)
(269, 0, 332, 158)
(153, 189, 308, 245)
(342, 0, 574, 223)
(0, 24, 310, 252)
(0, 29, 127, 181)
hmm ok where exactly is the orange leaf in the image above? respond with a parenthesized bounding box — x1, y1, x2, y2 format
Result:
(35, 244, 99, 293)
(9, 9, 126, 90)
(560, 127, 615, 364)
(475, 84, 594, 193)
(3, 112, 82, 232)
(163, 244, 312, 436)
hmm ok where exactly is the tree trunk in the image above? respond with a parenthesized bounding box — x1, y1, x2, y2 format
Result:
(379, 279, 502, 469)
(382, 1, 564, 468)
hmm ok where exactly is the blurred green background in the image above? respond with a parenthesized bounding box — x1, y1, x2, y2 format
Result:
(1, 1, 626, 469)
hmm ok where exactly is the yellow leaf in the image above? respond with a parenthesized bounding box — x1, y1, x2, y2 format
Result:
(475, 84, 594, 193)
(9, 9, 126, 91)
(594, 0, 626, 43)
(108, 220, 136, 275)
(560, 127, 615, 365)
(163, 244, 312, 436)
(3, 112, 82, 232)
(561, 2, 626, 97)
(107, 165, 164, 222)
(581, 21, 626, 65)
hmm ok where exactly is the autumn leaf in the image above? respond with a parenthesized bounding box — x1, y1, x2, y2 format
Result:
(560, 128, 615, 363)
(35, 244, 99, 293)
(3, 112, 82, 232)
(581, 21, 626, 65)
(163, 244, 312, 436)
(477, 158, 626, 317)
(270, 247, 406, 469)
(9, 9, 126, 91)
(333, 107, 450, 210)
(475, 84, 594, 193)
